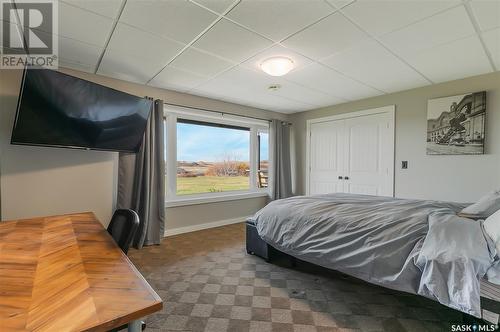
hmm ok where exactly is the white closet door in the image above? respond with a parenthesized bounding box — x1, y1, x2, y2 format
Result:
(309, 120, 345, 195)
(343, 112, 394, 196)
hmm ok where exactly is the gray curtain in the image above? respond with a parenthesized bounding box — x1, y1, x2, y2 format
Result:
(270, 119, 293, 200)
(117, 99, 165, 248)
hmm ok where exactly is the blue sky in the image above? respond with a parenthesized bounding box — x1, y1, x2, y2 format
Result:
(177, 123, 268, 162)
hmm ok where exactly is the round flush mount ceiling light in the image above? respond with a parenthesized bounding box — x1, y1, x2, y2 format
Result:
(260, 57, 294, 76)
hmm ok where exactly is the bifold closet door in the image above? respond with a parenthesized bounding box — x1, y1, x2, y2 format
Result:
(343, 112, 394, 196)
(309, 120, 345, 195)
(307, 106, 395, 197)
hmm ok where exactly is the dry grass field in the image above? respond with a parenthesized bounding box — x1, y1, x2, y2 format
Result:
(176, 176, 249, 195)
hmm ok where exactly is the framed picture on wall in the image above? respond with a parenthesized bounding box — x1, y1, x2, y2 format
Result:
(426, 91, 486, 155)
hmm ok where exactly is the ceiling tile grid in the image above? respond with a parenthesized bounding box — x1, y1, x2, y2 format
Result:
(15, 0, 499, 113)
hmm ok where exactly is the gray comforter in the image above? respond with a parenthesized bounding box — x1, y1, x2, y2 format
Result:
(251, 193, 497, 317)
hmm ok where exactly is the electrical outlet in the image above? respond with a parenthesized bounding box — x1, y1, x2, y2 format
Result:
(402, 161, 408, 169)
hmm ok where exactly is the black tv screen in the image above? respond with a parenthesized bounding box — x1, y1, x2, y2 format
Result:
(11, 68, 152, 152)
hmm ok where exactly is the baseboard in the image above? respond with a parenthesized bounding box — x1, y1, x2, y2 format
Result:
(164, 215, 251, 237)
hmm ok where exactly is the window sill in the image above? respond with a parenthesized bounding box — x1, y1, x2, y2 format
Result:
(165, 191, 269, 208)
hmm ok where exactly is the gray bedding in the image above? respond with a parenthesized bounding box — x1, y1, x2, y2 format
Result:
(251, 193, 498, 317)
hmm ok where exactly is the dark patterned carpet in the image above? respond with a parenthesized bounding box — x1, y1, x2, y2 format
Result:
(128, 223, 464, 332)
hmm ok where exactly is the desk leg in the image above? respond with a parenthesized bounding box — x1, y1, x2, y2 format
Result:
(128, 320, 142, 332)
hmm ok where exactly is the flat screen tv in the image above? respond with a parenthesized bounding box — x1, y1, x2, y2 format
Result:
(11, 68, 153, 153)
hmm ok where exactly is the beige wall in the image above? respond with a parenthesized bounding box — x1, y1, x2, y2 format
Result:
(0, 69, 118, 224)
(290, 71, 500, 203)
(0, 68, 286, 227)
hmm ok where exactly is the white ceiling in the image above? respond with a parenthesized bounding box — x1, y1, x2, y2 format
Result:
(7, 0, 500, 113)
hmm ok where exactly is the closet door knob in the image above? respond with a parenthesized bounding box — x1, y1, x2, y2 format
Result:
(344, 176, 350, 180)
(338, 176, 343, 180)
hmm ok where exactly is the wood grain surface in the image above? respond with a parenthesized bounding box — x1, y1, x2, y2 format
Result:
(0, 212, 162, 332)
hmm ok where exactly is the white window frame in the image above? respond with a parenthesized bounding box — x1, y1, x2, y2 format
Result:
(164, 105, 270, 207)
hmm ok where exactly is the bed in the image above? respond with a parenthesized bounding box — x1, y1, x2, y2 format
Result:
(247, 193, 499, 319)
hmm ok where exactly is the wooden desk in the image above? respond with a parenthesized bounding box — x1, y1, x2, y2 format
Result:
(0, 212, 162, 332)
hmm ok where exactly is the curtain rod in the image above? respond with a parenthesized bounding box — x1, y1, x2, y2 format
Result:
(162, 102, 292, 125)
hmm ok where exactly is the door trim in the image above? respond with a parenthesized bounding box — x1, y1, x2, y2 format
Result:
(306, 105, 396, 196)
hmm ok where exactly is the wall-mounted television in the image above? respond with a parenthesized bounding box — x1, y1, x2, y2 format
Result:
(11, 68, 152, 153)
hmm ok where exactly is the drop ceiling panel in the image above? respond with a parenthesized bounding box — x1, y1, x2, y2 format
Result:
(170, 47, 235, 77)
(55, 2, 114, 47)
(191, 65, 316, 112)
(342, 0, 460, 37)
(61, 0, 123, 19)
(405, 35, 492, 83)
(271, 79, 347, 108)
(471, 0, 500, 31)
(219, 65, 346, 107)
(106, 23, 184, 65)
(209, 66, 277, 92)
(241, 45, 312, 74)
(381, 6, 476, 57)
(98, 49, 163, 84)
(192, 83, 313, 113)
(282, 12, 370, 60)
(59, 59, 96, 73)
(149, 66, 208, 92)
(482, 28, 500, 69)
(191, 0, 236, 14)
(57, 35, 102, 71)
(120, 0, 218, 44)
(34, 28, 102, 70)
(323, 40, 429, 92)
(192, 19, 273, 62)
(286, 63, 383, 101)
(226, 0, 335, 42)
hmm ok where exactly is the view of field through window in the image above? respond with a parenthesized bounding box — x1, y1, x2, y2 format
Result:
(176, 120, 268, 195)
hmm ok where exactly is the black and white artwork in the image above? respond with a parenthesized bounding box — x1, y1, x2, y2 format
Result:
(427, 91, 486, 155)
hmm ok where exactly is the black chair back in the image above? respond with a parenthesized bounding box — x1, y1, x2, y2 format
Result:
(107, 209, 140, 254)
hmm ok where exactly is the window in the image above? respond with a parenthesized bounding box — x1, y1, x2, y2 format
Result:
(165, 106, 270, 205)
(176, 120, 250, 195)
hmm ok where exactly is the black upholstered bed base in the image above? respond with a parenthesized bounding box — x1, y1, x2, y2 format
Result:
(245, 219, 271, 261)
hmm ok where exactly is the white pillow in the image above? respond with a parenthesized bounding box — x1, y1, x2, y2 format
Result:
(484, 210, 500, 284)
(484, 209, 500, 254)
(461, 190, 500, 218)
